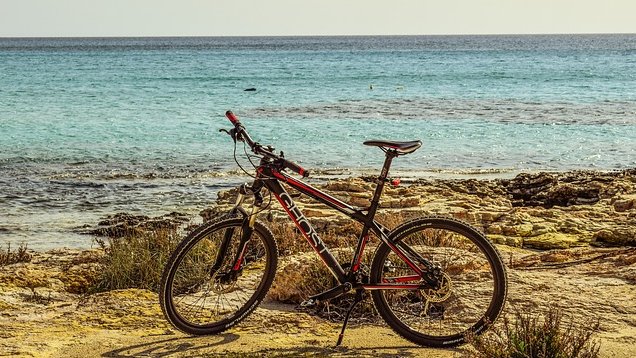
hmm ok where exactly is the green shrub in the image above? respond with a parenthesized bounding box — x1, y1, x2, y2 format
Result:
(467, 306, 600, 358)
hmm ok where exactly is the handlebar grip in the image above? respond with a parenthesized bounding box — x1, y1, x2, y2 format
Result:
(225, 110, 241, 125)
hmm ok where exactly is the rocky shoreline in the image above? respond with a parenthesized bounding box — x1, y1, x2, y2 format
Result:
(1, 169, 635, 357)
(91, 169, 636, 249)
(196, 169, 635, 250)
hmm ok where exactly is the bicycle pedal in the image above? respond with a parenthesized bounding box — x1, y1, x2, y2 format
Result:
(299, 298, 318, 308)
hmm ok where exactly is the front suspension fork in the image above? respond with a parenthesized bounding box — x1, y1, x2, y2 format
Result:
(211, 185, 259, 279)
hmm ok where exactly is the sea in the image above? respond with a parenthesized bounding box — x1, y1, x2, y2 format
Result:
(1, 34, 635, 250)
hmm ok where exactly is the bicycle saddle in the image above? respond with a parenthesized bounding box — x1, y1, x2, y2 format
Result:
(363, 140, 422, 155)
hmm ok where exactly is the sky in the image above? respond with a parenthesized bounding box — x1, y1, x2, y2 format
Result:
(0, 0, 635, 37)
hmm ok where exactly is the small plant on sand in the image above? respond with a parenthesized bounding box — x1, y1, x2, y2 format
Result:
(91, 228, 179, 292)
(0, 243, 32, 266)
(466, 305, 600, 358)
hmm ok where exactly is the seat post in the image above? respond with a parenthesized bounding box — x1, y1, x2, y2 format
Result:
(367, 149, 398, 218)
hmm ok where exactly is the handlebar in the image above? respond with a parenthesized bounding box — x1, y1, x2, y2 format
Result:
(224, 111, 310, 178)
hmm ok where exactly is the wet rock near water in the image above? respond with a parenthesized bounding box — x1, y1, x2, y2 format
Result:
(86, 212, 190, 238)
(502, 170, 635, 208)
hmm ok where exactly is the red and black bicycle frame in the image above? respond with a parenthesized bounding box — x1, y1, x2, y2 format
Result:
(255, 152, 432, 291)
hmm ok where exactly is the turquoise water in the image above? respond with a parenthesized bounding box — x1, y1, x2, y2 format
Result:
(1, 35, 635, 249)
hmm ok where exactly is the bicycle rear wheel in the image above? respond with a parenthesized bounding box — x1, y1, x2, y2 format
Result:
(159, 217, 277, 335)
(370, 217, 507, 347)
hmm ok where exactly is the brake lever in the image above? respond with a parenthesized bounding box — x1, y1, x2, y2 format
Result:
(219, 128, 238, 143)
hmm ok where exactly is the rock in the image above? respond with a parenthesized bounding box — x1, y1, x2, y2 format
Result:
(196, 169, 635, 254)
(504, 172, 603, 208)
(593, 227, 636, 246)
(59, 265, 100, 294)
(505, 236, 523, 247)
(504, 172, 556, 207)
(348, 196, 370, 207)
(516, 224, 535, 237)
(540, 252, 571, 263)
(478, 211, 505, 222)
(613, 196, 635, 212)
(400, 197, 421, 207)
(217, 189, 236, 201)
(523, 233, 586, 250)
(486, 224, 503, 235)
(87, 212, 190, 238)
(617, 253, 636, 265)
(200, 205, 233, 222)
(545, 183, 600, 207)
(304, 209, 332, 218)
(13, 267, 50, 290)
(488, 235, 507, 245)
(323, 178, 371, 193)
(380, 197, 420, 209)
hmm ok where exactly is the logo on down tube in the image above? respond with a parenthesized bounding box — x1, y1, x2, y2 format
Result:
(279, 192, 327, 253)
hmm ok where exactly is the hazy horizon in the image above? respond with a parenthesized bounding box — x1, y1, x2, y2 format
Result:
(1, 1, 635, 38)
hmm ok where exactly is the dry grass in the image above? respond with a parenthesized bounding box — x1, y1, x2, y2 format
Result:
(0, 243, 32, 266)
(90, 228, 179, 293)
(268, 219, 309, 256)
(466, 306, 600, 358)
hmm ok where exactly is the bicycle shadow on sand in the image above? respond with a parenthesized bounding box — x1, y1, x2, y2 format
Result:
(101, 333, 240, 357)
(101, 332, 460, 357)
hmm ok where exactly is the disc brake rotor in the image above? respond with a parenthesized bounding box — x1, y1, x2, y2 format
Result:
(422, 272, 452, 303)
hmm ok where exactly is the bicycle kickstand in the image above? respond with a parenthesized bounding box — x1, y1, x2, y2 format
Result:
(336, 289, 364, 347)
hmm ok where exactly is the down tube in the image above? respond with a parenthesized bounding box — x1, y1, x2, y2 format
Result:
(265, 179, 346, 283)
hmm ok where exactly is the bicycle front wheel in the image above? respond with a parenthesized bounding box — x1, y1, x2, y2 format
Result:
(159, 217, 277, 335)
(370, 217, 507, 347)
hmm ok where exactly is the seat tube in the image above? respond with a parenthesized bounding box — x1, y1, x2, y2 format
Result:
(350, 151, 396, 273)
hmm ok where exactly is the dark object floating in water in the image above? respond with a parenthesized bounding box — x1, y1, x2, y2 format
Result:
(244, 88, 257, 92)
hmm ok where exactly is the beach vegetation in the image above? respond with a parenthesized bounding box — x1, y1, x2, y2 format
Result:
(466, 305, 600, 358)
(90, 228, 179, 293)
(0, 243, 32, 266)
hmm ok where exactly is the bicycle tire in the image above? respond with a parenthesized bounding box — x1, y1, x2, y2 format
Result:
(159, 216, 278, 335)
(370, 216, 507, 347)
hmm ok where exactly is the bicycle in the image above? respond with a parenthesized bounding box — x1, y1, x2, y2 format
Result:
(159, 111, 507, 347)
